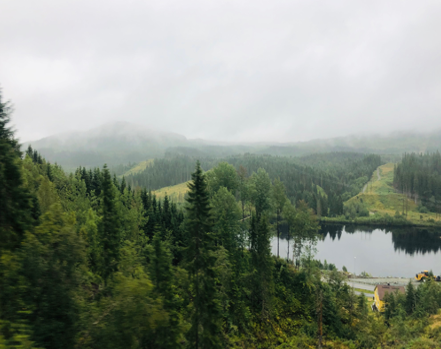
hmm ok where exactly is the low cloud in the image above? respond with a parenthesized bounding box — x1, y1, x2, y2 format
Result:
(2, 0, 441, 142)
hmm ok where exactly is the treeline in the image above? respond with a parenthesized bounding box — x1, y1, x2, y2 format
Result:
(393, 152, 441, 213)
(125, 153, 382, 218)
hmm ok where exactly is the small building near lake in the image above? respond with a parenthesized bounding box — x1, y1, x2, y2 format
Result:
(372, 284, 405, 312)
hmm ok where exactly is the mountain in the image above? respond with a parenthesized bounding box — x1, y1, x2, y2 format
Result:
(24, 122, 188, 170)
(24, 122, 441, 171)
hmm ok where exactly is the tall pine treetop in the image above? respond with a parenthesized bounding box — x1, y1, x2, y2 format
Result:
(186, 161, 213, 233)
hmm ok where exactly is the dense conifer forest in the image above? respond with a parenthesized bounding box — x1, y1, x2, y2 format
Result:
(394, 152, 441, 214)
(2, 92, 441, 348)
(124, 153, 382, 218)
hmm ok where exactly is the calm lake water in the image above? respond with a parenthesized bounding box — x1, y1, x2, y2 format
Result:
(271, 224, 441, 278)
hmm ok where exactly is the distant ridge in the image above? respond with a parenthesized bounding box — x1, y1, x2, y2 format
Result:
(23, 122, 441, 171)
(23, 122, 189, 169)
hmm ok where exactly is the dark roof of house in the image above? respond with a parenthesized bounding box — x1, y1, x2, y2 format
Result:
(375, 285, 406, 300)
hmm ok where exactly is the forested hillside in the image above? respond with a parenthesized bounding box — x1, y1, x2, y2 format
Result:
(124, 153, 382, 218)
(2, 92, 441, 348)
(25, 123, 441, 171)
(394, 152, 441, 214)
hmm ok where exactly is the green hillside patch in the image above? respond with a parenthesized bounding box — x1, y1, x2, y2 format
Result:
(343, 163, 441, 226)
(119, 159, 153, 178)
(153, 181, 190, 203)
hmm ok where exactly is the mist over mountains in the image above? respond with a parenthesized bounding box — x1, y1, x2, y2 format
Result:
(24, 121, 441, 170)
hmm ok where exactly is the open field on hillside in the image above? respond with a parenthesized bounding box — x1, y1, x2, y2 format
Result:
(153, 181, 189, 203)
(120, 159, 153, 177)
(348, 163, 441, 225)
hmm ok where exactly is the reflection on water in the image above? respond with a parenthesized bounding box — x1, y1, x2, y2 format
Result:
(272, 224, 441, 277)
(319, 225, 441, 255)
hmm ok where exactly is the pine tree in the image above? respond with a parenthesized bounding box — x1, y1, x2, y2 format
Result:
(0, 91, 35, 343)
(405, 281, 416, 315)
(0, 90, 32, 252)
(99, 164, 121, 281)
(211, 187, 241, 253)
(162, 194, 172, 231)
(120, 176, 126, 194)
(250, 214, 274, 320)
(251, 168, 272, 218)
(272, 178, 286, 257)
(185, 161, 222, 349)
(150, 228, 183, 348)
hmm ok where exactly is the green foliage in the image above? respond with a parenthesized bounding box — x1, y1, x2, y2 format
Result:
(0, 91, 33, 252)
(211, 187, 241, 253)
(206, 162, 238, 195)
(272, 178, 287, 258)
(99, 165, 121, 281)
(250, 215, 274, 320)
(394, 152, 441, 214)
(20, 204, 85, 349)
(2, 90, 441, 349)
(185, 161, 223, 349)
(344, 198, 369, 219)
(250, 168, 272, 218)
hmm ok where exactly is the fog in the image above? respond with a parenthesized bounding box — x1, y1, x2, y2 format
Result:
(2, 0, 441, 143)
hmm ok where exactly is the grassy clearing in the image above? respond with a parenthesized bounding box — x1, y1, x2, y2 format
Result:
(430, 312, 441, 330)
(346, 163, 441, 225)
(120, 159, 154, 178)
(153, 181, 190, 203)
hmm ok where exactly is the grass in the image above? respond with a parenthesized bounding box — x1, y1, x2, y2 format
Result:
(344, 163, 441, 226)
(354, 288, 374, 295)
(153, 181, 190, 203)
(119, 159, 154, 178)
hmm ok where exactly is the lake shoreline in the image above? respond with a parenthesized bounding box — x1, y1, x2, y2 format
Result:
(320, 216, 441, 228)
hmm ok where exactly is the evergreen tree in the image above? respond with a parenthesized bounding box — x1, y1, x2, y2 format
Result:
(251, 168, 272, 218)
(21, 203, 85, 349)
(272, 178, 287, 257)
(185, 161, 222, 349)
(150, 228, 183, 348)
(405, 281, 416, 315)
(282, 200, 296, 261)
(99, 164, 121, 281)
(211, 187, 241, 253)
(250, 214, 274, 320)
(120, 176, 126, 194)
(237, 165, 249, 220)
(0, 90, 32, 252)
(162, 194, 172, 231)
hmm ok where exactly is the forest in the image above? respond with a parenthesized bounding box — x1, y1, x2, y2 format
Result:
(123, 152, 382, 219)
(2, 92, 441, 348)
(393, 152, 441, 214)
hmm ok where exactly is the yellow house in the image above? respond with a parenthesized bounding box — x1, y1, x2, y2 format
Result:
(372, 284, 405, 312)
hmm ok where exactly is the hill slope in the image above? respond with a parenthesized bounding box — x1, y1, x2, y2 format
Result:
(25, 122, 441, 171)
(24, 122, 188, 170)
(152, 181, 189, 203)
(346, 163, 441, 225)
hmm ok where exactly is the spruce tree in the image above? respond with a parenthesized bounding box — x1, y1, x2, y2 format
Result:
(251, 168, 271, 218)
(405, 281, 416, 315)
(0, 90, 34, 342)
(272, 178, 286, 258)
(0, 90, 32, 252)
(250, 215, 274, 320)
(185, 161, 222, 349)
(120, 176, 126, 194)
(150, 228, 183, 348)
(163, 194, 172, 231)
(99, 164, 121, 281)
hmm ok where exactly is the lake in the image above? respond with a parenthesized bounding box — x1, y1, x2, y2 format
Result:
(271, 224, 441, 278)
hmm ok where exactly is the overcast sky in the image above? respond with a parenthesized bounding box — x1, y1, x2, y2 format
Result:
(2, 0, 441, 143)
